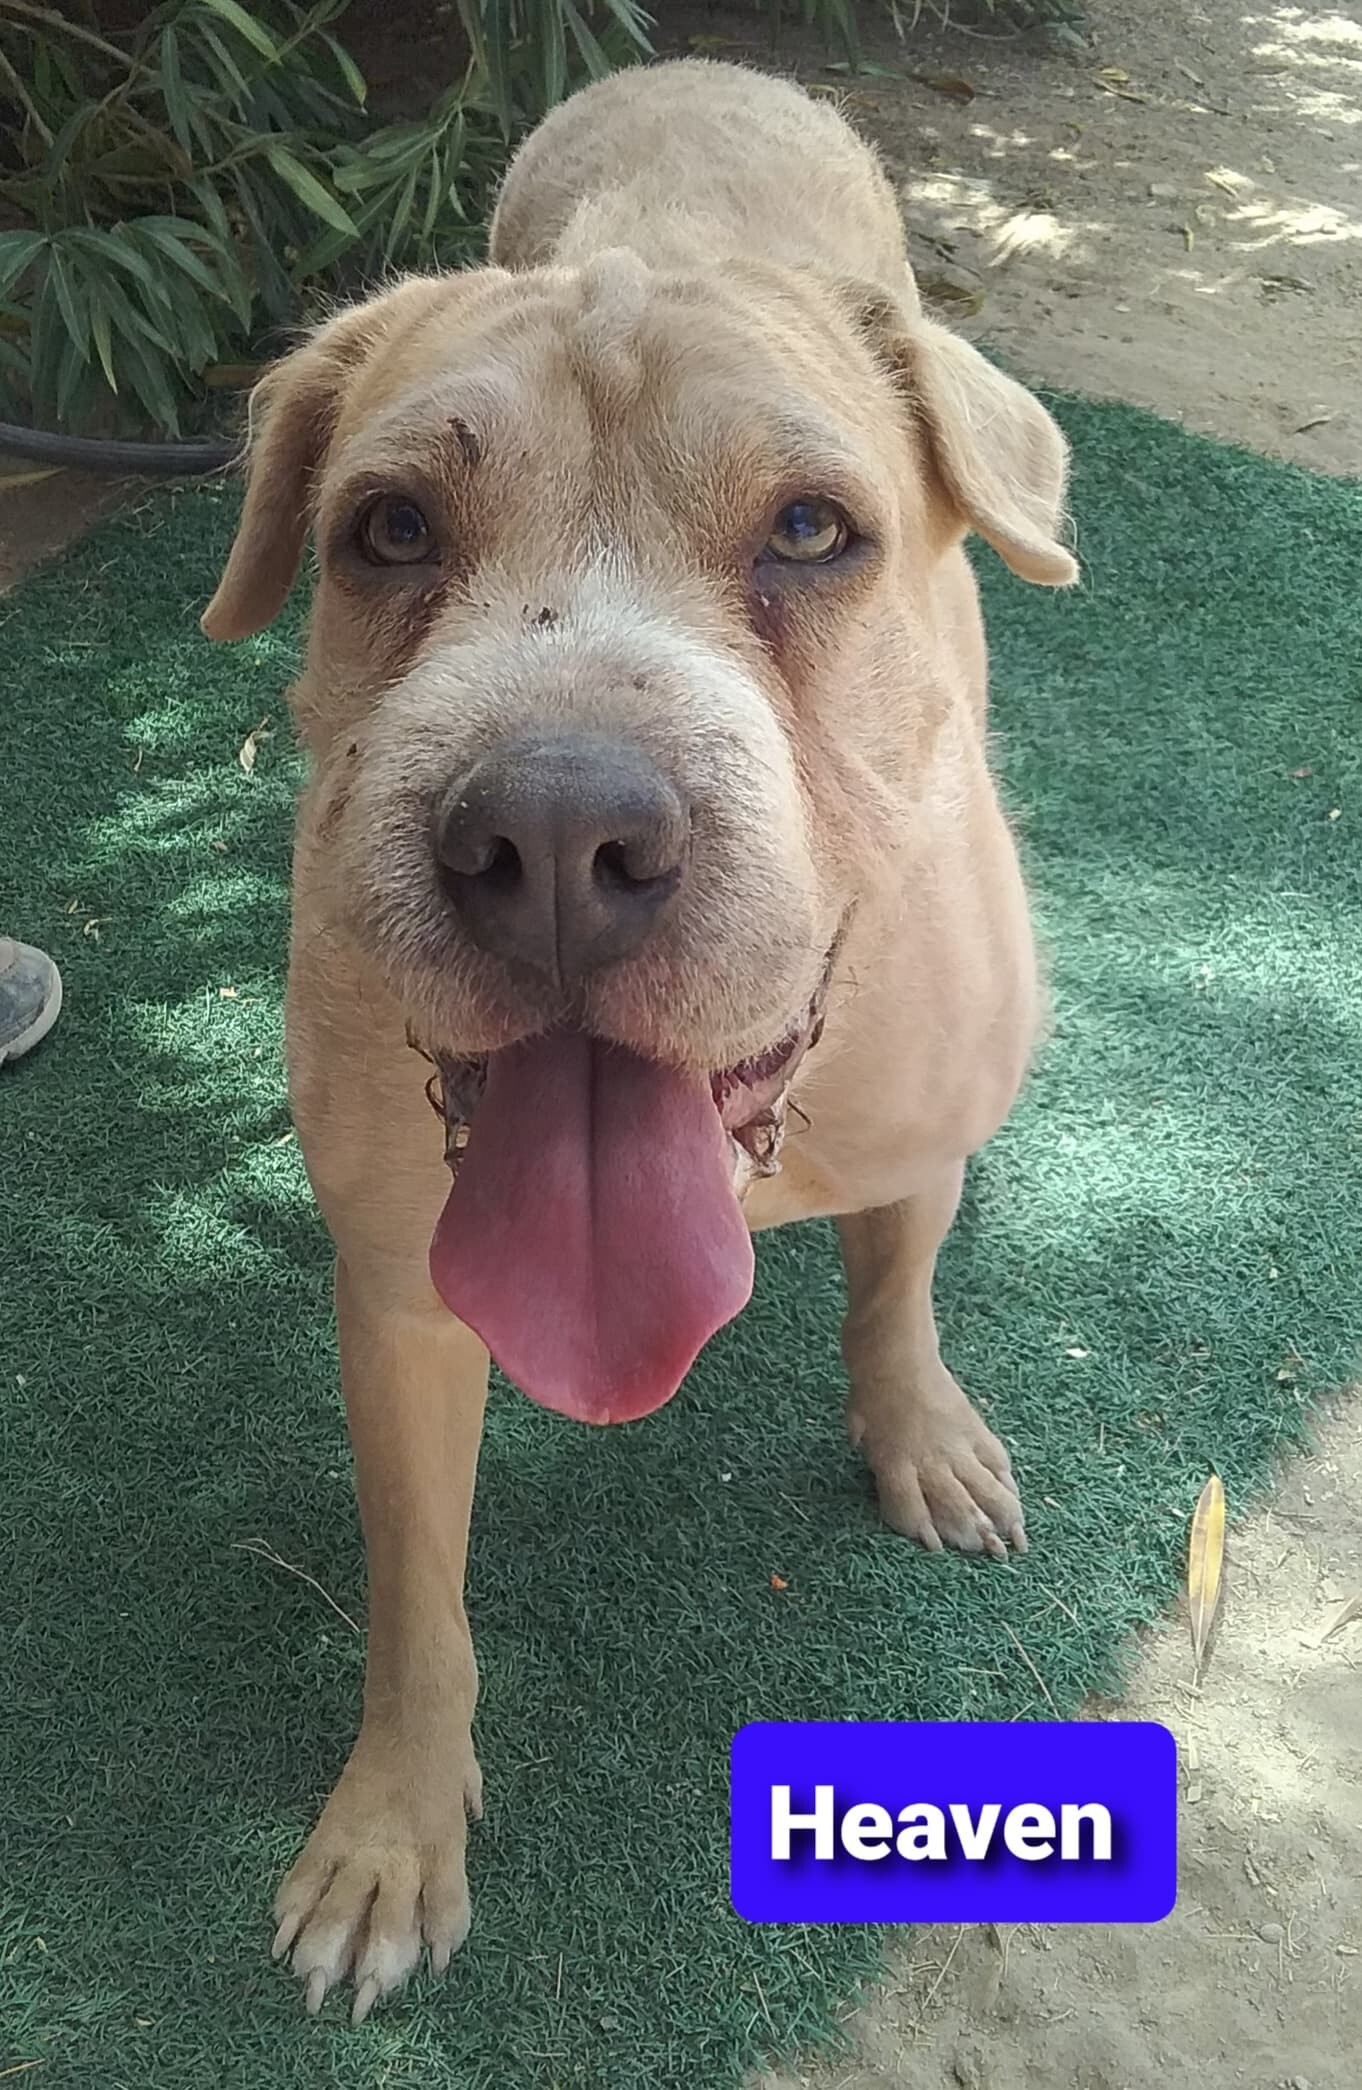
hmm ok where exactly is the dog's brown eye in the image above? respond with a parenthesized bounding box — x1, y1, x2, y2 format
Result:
(765, 499, 850, 564)
(358, 496, 436, 566)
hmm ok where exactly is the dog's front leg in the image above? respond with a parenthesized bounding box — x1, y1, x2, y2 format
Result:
(272, 1257, 488, 2023)
(838, 1165, 1026, 1558)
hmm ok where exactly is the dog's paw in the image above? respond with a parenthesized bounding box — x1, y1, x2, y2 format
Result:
(271, 1733, 482, 2024)
(849, 1375, 1026, 1559)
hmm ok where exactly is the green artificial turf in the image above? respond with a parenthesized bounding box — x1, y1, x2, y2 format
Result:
(1, 397, 1359, 2089)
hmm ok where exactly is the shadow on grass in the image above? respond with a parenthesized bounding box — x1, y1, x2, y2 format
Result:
(0, 404, 1359, 2088)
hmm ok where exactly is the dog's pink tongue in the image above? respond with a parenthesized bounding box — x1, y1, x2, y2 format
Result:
(429, 1032, 754, 1423)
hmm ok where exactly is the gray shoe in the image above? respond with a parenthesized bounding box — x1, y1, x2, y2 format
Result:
(0, 937, 62, 1063)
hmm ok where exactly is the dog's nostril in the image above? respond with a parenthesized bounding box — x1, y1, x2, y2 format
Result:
(596, 839, 642, 889)
(483, 835, 521, 889)
(594, 838, 682, 899)
(440, 819, 519, 882)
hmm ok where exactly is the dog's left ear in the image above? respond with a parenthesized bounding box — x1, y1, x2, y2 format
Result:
(200, 304, 376, 641)
(844, 285, 1078, 587)
(202, 276, 456, 641)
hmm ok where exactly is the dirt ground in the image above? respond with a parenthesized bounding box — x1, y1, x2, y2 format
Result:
(766, 1406, 1362, 2090)
(2, 4, 1357, 2084)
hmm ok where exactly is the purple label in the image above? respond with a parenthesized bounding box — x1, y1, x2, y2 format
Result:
(731, 1721, 1177, 1923)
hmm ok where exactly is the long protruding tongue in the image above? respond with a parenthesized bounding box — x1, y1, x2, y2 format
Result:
(429, 1031, 754, 1423)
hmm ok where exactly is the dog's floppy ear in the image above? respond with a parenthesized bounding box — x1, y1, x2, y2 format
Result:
(202, 274, 472, 641)
(201, 298, 393, 642)
(846, 284, 1078, 587)
(200, 318, 350, 641)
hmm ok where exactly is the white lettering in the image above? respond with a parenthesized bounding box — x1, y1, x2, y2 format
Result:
(895, 1804, 947, 1860)
(770, 1784, 835, 1861)
(1003, 1804, 1056, 1859)
(841, 1804, 893, 1860)
(1060, 1802, 1112, 1860)
(768, 1791, 1114, 1864)
(948, 1802, 1002, 1858)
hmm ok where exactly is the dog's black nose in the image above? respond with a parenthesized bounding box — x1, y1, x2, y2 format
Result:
(435, 734, 690, 983)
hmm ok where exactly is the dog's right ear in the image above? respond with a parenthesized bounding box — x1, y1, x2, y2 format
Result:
(833, 280, 1078, 588)
(201, 300, 389, 642)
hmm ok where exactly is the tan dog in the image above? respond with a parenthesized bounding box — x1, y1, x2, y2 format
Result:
(202, 58, 1075, 2021)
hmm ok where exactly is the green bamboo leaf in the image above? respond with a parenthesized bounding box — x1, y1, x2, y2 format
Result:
(535, 0, 568, 108)
(55, 326, 90, 424)
(420, 142, 446, 248)
(131, 219, 234, 306)
(115, 325, 182, 436)
(264, 144, 358, 235)
(460, 0, 510, 137)
(0, 232, 46, 299)
(27, 266, 62, 422)
(382, 163, 421, 268)
(197, 25, 249, 100)
(322, 31, 367, 107)
(231, 170, 292, 322)
(196, 0, 283, 65)
(39, 102, 95, 210)
(293, 223, 352, 277)
(332, 137, 430, 193)
(0, 336, 31, 387)
(594, 0, 653, 55)
(69, 230, 181, 339)
(77, 255, 180, 362)
(89, 292, 119, 395)
(562, 0, 610, 80)
(46, 245, 91, 362)
(158, 26, 196, 156)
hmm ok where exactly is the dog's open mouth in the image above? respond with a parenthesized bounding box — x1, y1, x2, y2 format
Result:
(418, 981, 827, 1427)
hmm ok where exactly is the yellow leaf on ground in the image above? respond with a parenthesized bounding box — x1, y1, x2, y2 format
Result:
(1312, 1591, 1362, 1646)
(1187, 1473, 1226, 1675)
(238, 717, 272, 775)
(915, 73, 976, 105)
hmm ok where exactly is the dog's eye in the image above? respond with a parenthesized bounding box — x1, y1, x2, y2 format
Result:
(358, 496, 437, 567)
(765, 499, 850, 565)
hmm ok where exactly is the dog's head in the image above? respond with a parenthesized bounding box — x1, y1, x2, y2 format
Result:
(204, 251, 1074, 1420)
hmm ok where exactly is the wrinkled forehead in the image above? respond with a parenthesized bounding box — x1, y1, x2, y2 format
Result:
(324, 258, 895, 531)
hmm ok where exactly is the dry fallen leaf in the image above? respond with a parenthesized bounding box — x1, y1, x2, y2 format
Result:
(770, 1573, 789, 1591)
(915, 71, 976, 105)
(1259, 273, 1313, 299)
(917, 272, 985, 316)
(238, 716, 272, 774)
(1096, 71, 1151, 104)
(1187, 1473, 1226, 1677)
(0, 467, 61, 492)
(203, 362, 261, 390)
(1311, 1591, 1362, 1647)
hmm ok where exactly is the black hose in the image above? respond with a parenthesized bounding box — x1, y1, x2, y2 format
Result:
(0, 421, 240, 476)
